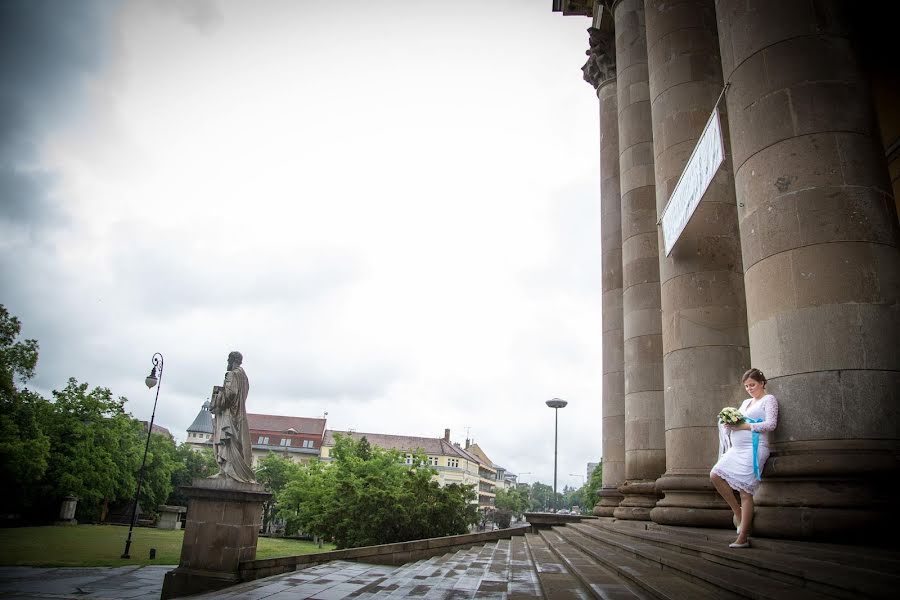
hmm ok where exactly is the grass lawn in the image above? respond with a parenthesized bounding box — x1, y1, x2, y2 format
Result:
(0, 525, 334, 567)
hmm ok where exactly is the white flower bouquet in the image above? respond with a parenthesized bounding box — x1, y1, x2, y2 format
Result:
(718, 406, 744, 425)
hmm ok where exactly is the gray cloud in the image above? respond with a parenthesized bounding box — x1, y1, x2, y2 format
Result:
(155, 0, 224, 34)
(0, 0, 116, 228)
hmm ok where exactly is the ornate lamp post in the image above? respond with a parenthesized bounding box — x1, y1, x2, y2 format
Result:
(121, 352, 164, 559)
(545, 398, 567, 512)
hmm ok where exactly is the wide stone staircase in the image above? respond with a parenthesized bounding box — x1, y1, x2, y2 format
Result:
(193, 517, 900, 599)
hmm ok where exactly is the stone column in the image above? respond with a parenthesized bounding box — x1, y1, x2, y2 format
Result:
(583, 25, 625, 518)
(611, 0, 665, 521)
(643, 0, 750, 528)
(716, 0, 900, 540)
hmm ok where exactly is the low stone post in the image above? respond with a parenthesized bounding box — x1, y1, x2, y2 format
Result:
(56, 495, 78, 526)
(160, 478, 270, 599)
(156, 505, 186, 530)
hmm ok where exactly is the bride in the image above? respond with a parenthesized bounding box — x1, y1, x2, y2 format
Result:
(710, 368, 779, 548)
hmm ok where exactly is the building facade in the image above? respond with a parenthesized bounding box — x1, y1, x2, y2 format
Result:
(556, 0, 900, 540)
(186, 401, 326, 466)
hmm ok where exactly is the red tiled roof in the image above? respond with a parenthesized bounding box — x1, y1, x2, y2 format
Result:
(323, 429, 483, 463)
(247, 414, 326, 436)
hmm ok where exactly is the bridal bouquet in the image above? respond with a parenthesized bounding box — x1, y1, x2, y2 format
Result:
(718, 406, 744, 425)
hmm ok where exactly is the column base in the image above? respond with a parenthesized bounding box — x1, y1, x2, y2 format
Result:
(593, 486, 624, 517)
(650, 473, 734, 528)
(614, 480, 659, 521)
(751, 440, 897, 542)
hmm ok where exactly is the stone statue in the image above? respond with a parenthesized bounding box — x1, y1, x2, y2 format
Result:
(209, 351, 256, 483)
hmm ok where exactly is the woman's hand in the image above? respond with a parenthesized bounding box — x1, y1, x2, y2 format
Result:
(725, 422, 751, 431)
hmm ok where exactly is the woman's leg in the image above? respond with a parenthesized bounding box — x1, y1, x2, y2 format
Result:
(710, 473, 742, 520)
(735, 491, 753, 543)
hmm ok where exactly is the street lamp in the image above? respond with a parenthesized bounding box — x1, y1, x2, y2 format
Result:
(545, 398, 567, 512)
(121, 352, 164, 559)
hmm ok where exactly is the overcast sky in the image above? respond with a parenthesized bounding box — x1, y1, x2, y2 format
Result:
(1, 0, 602, 490)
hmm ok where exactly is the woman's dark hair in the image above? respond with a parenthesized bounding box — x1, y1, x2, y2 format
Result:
(742, 368, 766, 386)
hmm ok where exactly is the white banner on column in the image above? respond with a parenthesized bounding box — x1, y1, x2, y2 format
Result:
(659, 106, 725, 257)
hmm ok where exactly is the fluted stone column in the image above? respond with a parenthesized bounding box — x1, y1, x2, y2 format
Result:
(716, 0, 900, 540)
(583, 26, 625, 517)
(612, 0, 665, 521)
(643, 0, 750, 528)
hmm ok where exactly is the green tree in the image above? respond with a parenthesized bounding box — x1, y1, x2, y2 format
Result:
(495, 486, 529, 518)
(36, 379, 144, 521)
(0, 306, 50, 514)
(583, 460, 603, 511)
(167, 444, 217, 507)
(0, 305, 39, 397)
(529, 482, 554, 511)
(136, 431, 179, 517)
(255, 453, 302, 533)
(278, 435, 478, 548)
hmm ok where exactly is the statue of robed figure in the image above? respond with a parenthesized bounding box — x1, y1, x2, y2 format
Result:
(209, 351, 256, 483)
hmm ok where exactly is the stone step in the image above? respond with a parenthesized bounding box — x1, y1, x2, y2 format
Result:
(508, 533, 544, 599)
(544, 527, 728, 600)
(204, 560, 399, 599)
(352, 558, 438, 598)
(524, 532, 593, 599)
(537, 528, 651, 600)
(583, 518, 900, 574)
(555, 524, 824, 600)
(577, 520, 899, 599)
(356, 542, 506, 599)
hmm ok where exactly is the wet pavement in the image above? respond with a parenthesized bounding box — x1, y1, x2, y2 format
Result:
(0, 565, 171, 600)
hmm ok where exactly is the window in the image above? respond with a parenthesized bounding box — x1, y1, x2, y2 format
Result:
(280, 438, 292, 447)
(257, 436, 269, 445)
(302, 439, 314, 448)
(428, 456, 439, 466)
(405, 454, 413, 465)
(448, 458, 459, 468)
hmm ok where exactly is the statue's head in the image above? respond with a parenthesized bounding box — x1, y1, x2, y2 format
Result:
(227, 351, 243, 370)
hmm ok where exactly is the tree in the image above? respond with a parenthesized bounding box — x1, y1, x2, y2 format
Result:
(529, 482, 554, 511)
(255, 453, 302, 533)
(167, 444, 217, 507)
(0, 305, 39, 398)
(583, 460, 603, 510)
(495, 486, 529, 518)
(278, 435, 478, 548)
(136, 431, 179, 517)
(35, 379, 144, 521)
(0, 306, 50, 514)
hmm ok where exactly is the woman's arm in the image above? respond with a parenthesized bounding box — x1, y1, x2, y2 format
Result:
(750, 395, 779, 433)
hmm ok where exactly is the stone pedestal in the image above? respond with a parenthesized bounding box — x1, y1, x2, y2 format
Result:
(612, 0, 665, 522)
(55, 495, 78, 526)
(716, 0, 900, 539)
(156, 505, 186, 530)
(644, 0, 749, 529)
(161, 478, 270, 600)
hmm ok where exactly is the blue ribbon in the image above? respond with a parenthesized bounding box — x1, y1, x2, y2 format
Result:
(745, 417, 764, 479)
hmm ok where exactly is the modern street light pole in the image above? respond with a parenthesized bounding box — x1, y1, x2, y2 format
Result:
(545, 398, 567, 512)
(121, 352, 164, 559)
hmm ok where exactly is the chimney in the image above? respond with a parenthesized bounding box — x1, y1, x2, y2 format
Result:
(443, 428, 450, 442)
(465, 438, 470, 449)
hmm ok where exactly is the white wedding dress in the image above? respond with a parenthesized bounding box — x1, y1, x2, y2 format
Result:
(710, 394, 779, 494)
